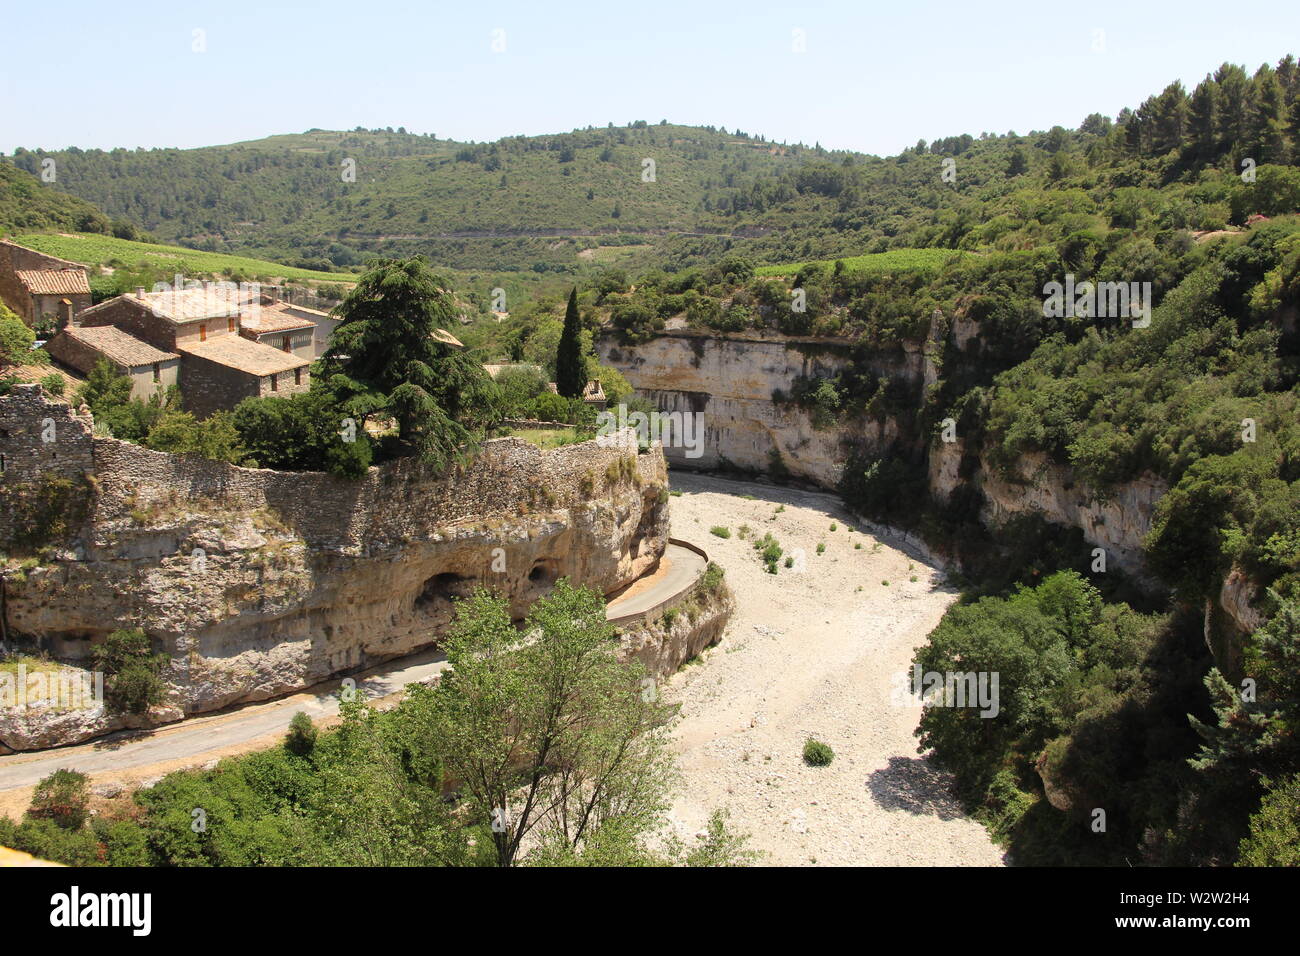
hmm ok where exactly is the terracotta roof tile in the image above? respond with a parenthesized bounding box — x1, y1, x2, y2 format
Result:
(49, 326, 178, 369)
(178, 335, 310, 376)
(15, 269, 90, 296)
(239, 301, 319, 334)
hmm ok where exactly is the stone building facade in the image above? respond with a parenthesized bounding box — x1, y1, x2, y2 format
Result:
(0, 240, 92, 329)
(43, 325, 180, 400)
(68, 286, 312, 416)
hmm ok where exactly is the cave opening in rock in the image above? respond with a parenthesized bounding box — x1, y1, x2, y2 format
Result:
(528, 559, 558, 588)
(415, 571, 474, 610)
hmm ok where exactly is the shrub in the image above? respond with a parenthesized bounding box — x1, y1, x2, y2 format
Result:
(28, 769, 91, 830)
(40, 373, 65, 397)
(803, 739, 834, 766)
(92, 628, 167, 715)
(285, 712, 318, 757)
(709, 526, 731, 539)
(0, 307, 36, 366)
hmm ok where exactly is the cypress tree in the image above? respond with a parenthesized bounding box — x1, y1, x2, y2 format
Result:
(555, 288, 585, 398)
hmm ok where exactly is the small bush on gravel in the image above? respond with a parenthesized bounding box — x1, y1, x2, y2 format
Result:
(803, 739, 834, 767)
(710, 526, 731, 538)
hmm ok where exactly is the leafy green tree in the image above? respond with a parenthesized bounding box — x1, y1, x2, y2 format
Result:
(403, 580, 678, 867)
(555, 288, 586, 398)
(1237, 773, 1300, 865)
(0, 306, 36, 366)
(232, 387, 372, 477)
(285, 711, 317, 757)
(319, 257, 499, 469)
(145, 410, 246, 463)
(92, 628, 167, 714)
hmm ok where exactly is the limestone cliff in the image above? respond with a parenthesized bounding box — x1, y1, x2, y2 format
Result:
(0, 386, 673, 748)
(598, 331, 915, 484)
(600, 328, 1166, 588)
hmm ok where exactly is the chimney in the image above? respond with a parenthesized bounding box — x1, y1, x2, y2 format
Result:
(135, 287, 146, 297)
(59, 298, 74, 329)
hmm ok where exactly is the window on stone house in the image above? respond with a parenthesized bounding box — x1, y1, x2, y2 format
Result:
(281, 335, 291, 352)
(270, 373, 278, 392)
(153, 363, 160, 382)
(228, 316, 236, 333)
(294, 367, 302, 386)
(200, 323, 207, 341)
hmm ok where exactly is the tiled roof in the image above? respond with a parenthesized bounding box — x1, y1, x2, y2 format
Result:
(240, 301, 319, 334)
(15, 269, 90, 296)
(50, 325, 177, 369)
(178, 335, 310, 376)
(582, 380, 606, 403)
(132, 286, 253, 323)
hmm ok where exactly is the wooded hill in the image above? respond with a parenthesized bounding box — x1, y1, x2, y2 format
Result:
(6, 55, 1300, 284)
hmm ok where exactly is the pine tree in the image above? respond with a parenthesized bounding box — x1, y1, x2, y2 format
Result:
(555, 288, 586, 399)
(1186, 76, 1220, 164)
(319, 257, 497, 468)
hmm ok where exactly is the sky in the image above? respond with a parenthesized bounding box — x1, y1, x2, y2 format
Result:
(2, 0, 1298, 156)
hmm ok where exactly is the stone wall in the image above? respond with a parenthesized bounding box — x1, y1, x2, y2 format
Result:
(78, 298, 173, 347)
(177, 351, 265, 418)
(0, 385, 96, 487)
(0, 388, 673, 743)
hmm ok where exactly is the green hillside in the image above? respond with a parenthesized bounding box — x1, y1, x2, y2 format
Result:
(0, 162, 114, 235)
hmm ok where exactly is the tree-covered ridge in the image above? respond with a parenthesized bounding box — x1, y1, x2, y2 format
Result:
(0, 162, 113, 235)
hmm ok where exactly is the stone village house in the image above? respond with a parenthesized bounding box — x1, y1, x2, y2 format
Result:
(43, 285, 313, 417)
(0, 239, 92, 330)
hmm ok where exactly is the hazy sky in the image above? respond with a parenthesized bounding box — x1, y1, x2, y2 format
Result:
(2, 0, 1297, 156)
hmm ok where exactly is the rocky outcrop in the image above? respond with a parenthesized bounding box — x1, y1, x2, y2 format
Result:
(618, 574, 733, 678)
(602, 329, 1170, 585)
(1, 389, 673, 748)
(598, 331, 915, 485)
(930, 442, 1168, 582)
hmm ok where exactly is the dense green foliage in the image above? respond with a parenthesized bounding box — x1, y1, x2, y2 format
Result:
(91, 628, 167, 715)
(0, 162, 111, 235)
(914, 573, 1210, 864)
(318, 256, 500, 470)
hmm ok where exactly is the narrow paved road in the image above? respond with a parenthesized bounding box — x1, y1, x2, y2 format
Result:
(0, 542, 705, 792)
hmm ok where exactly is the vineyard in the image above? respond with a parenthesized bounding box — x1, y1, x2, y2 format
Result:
(13, 233, 348, 285)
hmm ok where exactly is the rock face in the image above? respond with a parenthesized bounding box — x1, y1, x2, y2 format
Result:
(928, 442, 1168, 582)
(598, 332, 914, 485)
(618, 576, 734, 678)
(600, 329, 1168, 584)
(1, 388, 673, 745)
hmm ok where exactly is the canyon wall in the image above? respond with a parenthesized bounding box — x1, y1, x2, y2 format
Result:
(598, 331, 918, 485)
(599, 328, 1166, 582)
(1, 386, 676, 747)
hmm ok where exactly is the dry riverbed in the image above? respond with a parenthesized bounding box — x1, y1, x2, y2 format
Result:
(663, 471, 1006, 866)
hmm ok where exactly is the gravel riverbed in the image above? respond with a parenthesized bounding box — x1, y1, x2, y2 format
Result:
(663, 471, 1006, 867)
